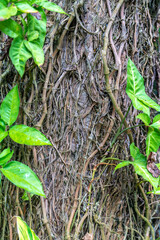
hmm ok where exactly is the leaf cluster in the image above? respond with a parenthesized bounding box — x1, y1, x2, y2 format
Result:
(115, 59, 160, 194)
(0, 0, 67, 76)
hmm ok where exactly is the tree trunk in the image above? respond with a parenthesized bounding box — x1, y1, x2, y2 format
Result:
(0, 0, 160, 239)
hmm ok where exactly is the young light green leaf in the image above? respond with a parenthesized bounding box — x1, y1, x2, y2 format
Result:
(0, 85, 20, 126)
(0, 148, 14, 166)
(32, 0, 67, 15)
(15, 1, 38, 13)
(9, 125, 52, 145)
(136, 113, 150, 126)
(146, 128, 160, 157)
(126, 59, 160, 116)
(130, 142, 140, 159)
(153, 114, 160, 124)
(0, 148, 10, 158)
(114, 161, 131, 172)
(0, 128, 8, 142)
(24, 41, 44, 66)
(22, 191, 33, 201)
(17, 217, 40, 240)
(27, 9, 46, 48)
(0, 19, 23, 38)
(150, 120, 160, 131)
(0, 161, 45, 196)
(9, 37, 32, 77)
(0, 5, 17, 21)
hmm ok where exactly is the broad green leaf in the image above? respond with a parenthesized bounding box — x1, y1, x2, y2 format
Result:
(0, 127, 8, 142)
(150, 120, 160, 131)
(115, 143, 159, 190)
(130, 142, 140, 159)
(32, 0, 67, 15)
(9, 125, 52, 145)
(0, 161, 45, 196)
(0, 119, 6, 131)
(0, 85, 20, 126)
(0, 148, 10, 158)
(146, 127, 160, 157)
(17, 217, 40, 240)
(0, 19, 23, 38)
(136, 113, 150, 126)
(126, 59, 160, 116)
(27, 8, 46, 48)
(9, 37, 32, 77)
(0, 5, 17, 21)
(22, 191, 33, 201)
(15, 1, 38, 13)
(0, 173, 1, 184)
(0, 148, 14, 166)
(24, 41, 44, 66)
(27, 31, 39, 41)
(132, 152, 159, 190)
(153, 114, 160, 123)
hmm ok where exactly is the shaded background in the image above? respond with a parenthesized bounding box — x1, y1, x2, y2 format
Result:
(0, 0, 160, 239)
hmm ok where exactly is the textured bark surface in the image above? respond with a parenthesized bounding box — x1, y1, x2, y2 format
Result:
(0, 0, 160, 239)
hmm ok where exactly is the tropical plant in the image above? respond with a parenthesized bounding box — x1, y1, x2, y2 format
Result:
(16, 216, 40, 240)
(0, 84, 51, 196)
(0, 0, 67, 76)
(0, 85, 52, 238)
(114, 59, 160, 194)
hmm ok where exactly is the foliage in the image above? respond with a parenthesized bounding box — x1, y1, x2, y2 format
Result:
(115, 59, 160, 194)
(0, 85, 52, 196)
(0, 0, 67, 76)
(16, 216, 40, 240)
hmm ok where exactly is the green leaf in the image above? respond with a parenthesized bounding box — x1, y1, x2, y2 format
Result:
(150, 120, 160, 131)
(0, 161, 45, 196)
(27, 31, 39, 41)
(24, 41, 44, 66)
(147, 187, 160, 195)
(146, 127, 160, 157)
(136, 113, 150, 125)
(0, 5, 17, 21)
(0, 0, 8, 7)
(27, 8, 46, 48)
(9, 125, 52, 145)
(153, 114, 160, 123)
(132, 154, 159, 191)
(9, 37, 32, 77)
(115, 143, 159, 190)
(114, 161, 131, 172)
(130, 142, 139, 159)
(0, 19, 23, 38)
(0, 128, 8, 142)
(0, 119, 6, 131)
(32, 0, 67, 15)
(126, 59, 160, 116)
(22, 191, 33, 201)
(17, 217, 40, 240)
(0, 148, 14, 166)
(15, 1, 38, 13)
(0, 85, 20, 126)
